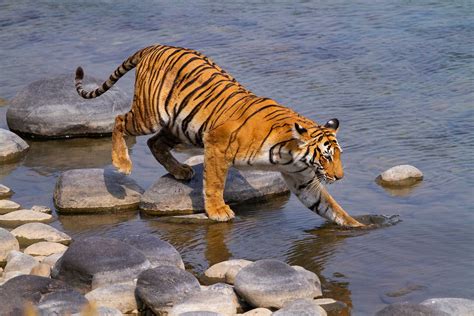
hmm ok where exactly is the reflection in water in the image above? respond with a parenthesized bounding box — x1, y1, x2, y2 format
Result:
(57, 211, 138, 235)
(377, 181, 423, 197)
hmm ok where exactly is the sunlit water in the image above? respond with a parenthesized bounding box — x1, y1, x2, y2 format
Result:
(1, 1, 473, 314)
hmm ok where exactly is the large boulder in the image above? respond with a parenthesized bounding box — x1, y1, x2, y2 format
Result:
(376, 165, 423, 187)
(0, 209, 53, 227)
(135, 266, 201, 315)
(421, 298, 474, 316)
(51, 237, 150, 293)
(0, 275, 88, 315)
(10, 222, 72, 247)
(0, 128, 29, 163)
(6, 74, 130, 139)
(140, 155, 289, 215)
(0, 228, 19, 265)
(54, 168, 144, 213)
(234, 259, 320, 309)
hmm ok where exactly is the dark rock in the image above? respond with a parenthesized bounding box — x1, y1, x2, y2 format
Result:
(375, 303, 450, 316)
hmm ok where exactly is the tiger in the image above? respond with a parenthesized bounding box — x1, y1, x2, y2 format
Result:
(75, 44, 364, 227)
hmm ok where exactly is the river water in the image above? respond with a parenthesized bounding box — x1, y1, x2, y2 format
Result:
(1, 1, 473, 314)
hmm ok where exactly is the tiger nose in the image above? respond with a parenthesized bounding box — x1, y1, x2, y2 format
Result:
(335, 174, 344, 180)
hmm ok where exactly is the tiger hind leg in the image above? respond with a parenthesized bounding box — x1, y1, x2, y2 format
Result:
(112, 114, 133, 174)
(147, 130, 195, 181)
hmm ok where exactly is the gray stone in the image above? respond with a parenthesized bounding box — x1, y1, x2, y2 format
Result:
(85, 282, 137, 314)
(31, 205, 52, 214)
(42, 252, 64, 268)
(136, 266, 201, 315)
(6, 74, 130, 138)
(54, 168, 144, 213)
(375, 303, 450, 316)
(24, 241, 68, 257)
(122, 234, 184, 269)
(0, 128, 29, 163)
(140, 155, 289, 215)
(3, 250, 38, 281)
(0, 227, 19, 265)
(273, 298, 327, 316)
(377, 165, 423, 187)
(10, 222, 72, 246)
(234, 259, 320, 309)
(0, 184, 13, 199)
(0, 199, 21, 215)
(72, 306, 123, 316)
(51, 237, 150, 293)
(204, 259, 253, 284)
(240, 308, 272, 316)
(0, 209, 53, 227)
(421, 298, 474, 316)
(179, 312, 224, 316)
(0, 275, 88, 315)
(292, 266, 322, 297)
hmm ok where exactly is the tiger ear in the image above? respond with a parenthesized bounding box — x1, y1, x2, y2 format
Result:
(324, 118, 339, 132)
(293, 123, 309, 145)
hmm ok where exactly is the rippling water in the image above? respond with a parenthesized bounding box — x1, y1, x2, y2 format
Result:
(1, 1, 473, 314)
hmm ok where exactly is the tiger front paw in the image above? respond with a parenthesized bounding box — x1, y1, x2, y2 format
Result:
(172, 164, 195, 181)
(207, 204, 235, 222)
(112, 154, 133, 175)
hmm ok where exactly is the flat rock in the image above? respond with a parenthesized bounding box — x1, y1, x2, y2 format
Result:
(376, 165, 423, 187)
(136, 265, 201, 315)
(2, 250, 38, 281)
(140, 155, 289, 215)
(54, 168, 144, 213)
(0, 275, 88, 315)
(0, 227, 19, 265)
(31, 205, 52, 214)
(6, 74, 130, 139)
(10, 222, 72, 247)
(375, 303, 450, 316)
(24, 241, 68, 257)
(234, 259, 320, 309)
(0, 128, 29, 163)
(273, 298, 327, 316)
(85, 282, 137, 314)
(421, 298, 474, 316)
(0, 199, 21, 215)
(0, 209, 53, 227)
(0, 184, 13, 199)
(51, 237, 150, 293)
(204, 259, 253, 284)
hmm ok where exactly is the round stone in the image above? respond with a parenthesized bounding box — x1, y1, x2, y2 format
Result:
(10, 222, 72, 247)
(234, 259, 320, 309)
(204, 259, 253, 284)
(6, 74, 130, 139)
(54, 168, 144, 213)
(0, 199, 21, 215)
(273, 298, 327, 316)
(24, 241, 68, 257)
(2, 251, 38, 281)
(136, 266, 201, 315)
(375, 303, 450, 316)
(376, 165, 423, 187)
(0, 227, 19, 265)
(241, 308, 273, 316)
(0, 209, 53, 227)
(51, 237, 150, 293)
(0, 184, 13, 199)
(85, 282, 137, 314)
(421, 298, 474, 315)
(0, 128, 29, 163)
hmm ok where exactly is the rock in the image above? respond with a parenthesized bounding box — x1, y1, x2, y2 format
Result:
(0, 199, 21, 215)
(54, 168, 144, 213)
(30, 262, 51, 277)
(72, 306, 123, 316)
(122, 234, 184, 269)
(10, 222, 72, 247)
(240, 308, 272, 315)
(85, 282, 137, 314)
(169, 287, 239, 315)
(0, 227, 19, 265)
(313, 298, 347, 314)
(136, 266, 201, 315)
(421, 298, 474, 315)
(24, 241, 68, 257)
(140, 155, 289, 215)
(0, 275, 88, 315)
(375, 303, 450, 316)
(0, 209, 53, 227)
(273, 298, 327, 316)
(42, 252, 64, 268)
(292, 265, 322, 297)
(234, 259, 320, 309)
(6, 74, 130, 138)
(51, 237, 150, 293)
(2, 251, 38, 280)
(0, 128, 29, 163)
(179, 312, 224, 316)
(0, 184, 13, 199)
(204, 259, 253, 284)
(31, 205, 52, 214)
(162, 213, 212, 224)
(376, 165, 423, 187)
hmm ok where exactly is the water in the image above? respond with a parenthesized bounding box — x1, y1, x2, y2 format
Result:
(1, 1, 473, 314)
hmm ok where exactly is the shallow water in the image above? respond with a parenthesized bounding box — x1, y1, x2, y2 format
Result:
(1, 1, 473, 314)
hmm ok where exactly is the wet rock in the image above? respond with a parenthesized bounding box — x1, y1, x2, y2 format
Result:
(85, 282, 137, 314)
(376, 165, 423, 187)
(52, 237, 150, 293)
(2, 250, 38, 281)
(375, 303, 449, 316)
(0, 209, 53, 227)
(0, 227, 19, 265)
(0, 199, 21, 214)
(420, 298, 474, 315)
(0, 275, 88, 315)
(11, 222, 72, 246)
(6, 74, 130, 138)
(24, 241, 68, 257)
(240, 308, 272, 315)
(273, 298, 327, 316)
(31, 205, 52, 214)
(292, 266, 322, 296)
(162, 213, 212, 224)
(122, 234, 184, 269)
(314, 298, 347, 314)
(42, 252, 64, 268)
(54, 168, 144, 213)
(0, 184, 13, 199)
(204, 259, 253, 284)
(140, 155, 289, 215)
(30, 262, 51, 277)
(234, 259, 320, 309)
(136, 266, 201, 315)
(0, 128, 29, 163)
